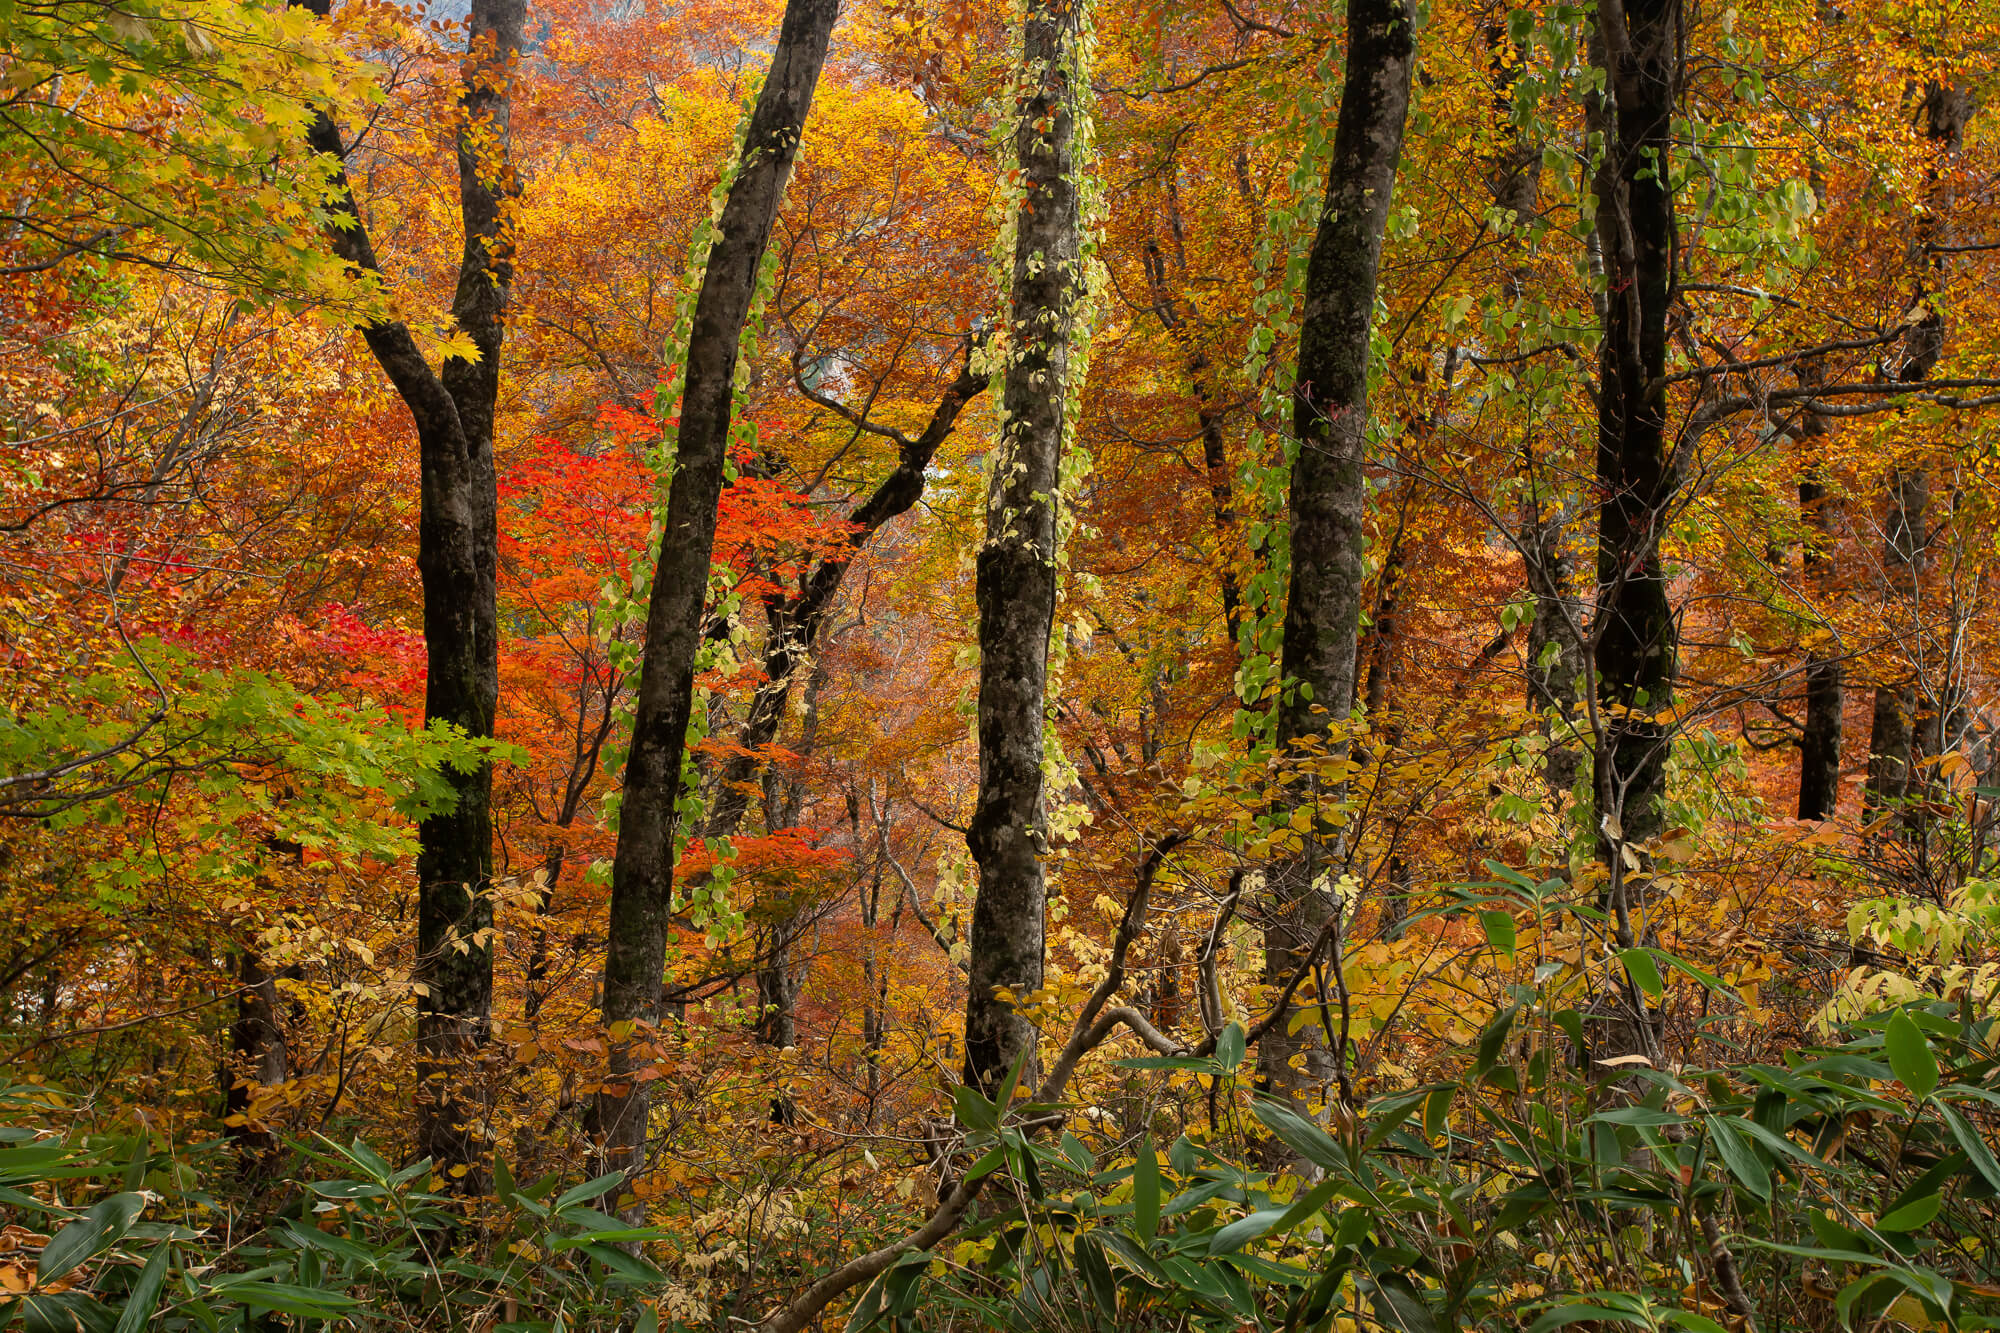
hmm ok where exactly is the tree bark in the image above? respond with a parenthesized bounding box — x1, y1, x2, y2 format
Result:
(1140, 181, 1241, 642)
(1865, 468, 1930, 820)
(1796, 395, 1842, 821)
(962, 0, 1087, 1098)
(1590, 0, 1679, 874)
(297, 0, 519, 1184)
(594, 0, 839, 1178)
(1258, 0, 1416, 1109)
(1580, 0, 1682, 1067)
(1863, 82, 1968, 840)
(224, 949, 286, 1165)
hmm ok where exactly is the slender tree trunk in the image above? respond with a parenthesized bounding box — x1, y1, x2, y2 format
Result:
(594, 0, 839, 1179)
(1258, 0, 1416, 1110)
(297, 0, 519, 1184)
(707, 349, 991, 851)
(1590, 0, 1679, 869)
(1140, 181, 1240, 641)
(1866, 468, 1930, 821)
(1485, 15, 1585, 795)
(1525, 502, 1587, 793)
(1864, 82, 1968, 842)
(962, 0, 1088, 1098)
(224, 950, 285, 1162)
(1586, 0, 1681, 1063)
(1796, 398, 1843, 821)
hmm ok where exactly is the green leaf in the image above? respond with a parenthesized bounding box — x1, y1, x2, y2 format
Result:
(1060, 1132, 1095, 1176)
(1251, 1098, 1345, 1173)
(1663, 1313, 1731, 1333)
(1529, 1304, 1652, 1333)
(1208, 1207, 1289, 1256)
(1270, 1176, 1342, 1236)
(112, 1245, 172, 1333)
(1619, 948, 1664, 1001)
(1075, 1233, 1118, 1320)
(1216, 1021, 1247, 1073)
(1474, 1005, 1520, 1078)
(1480, 910, 1516, 958)
(1941, 1103, 2000, 1191)
(1878, 1192, 1942, 1232)
(1884, 1010, 1940, 1101)
(1732, 1117, 1824, 1170)
(994, 1042, 1031, 1117)
(1653, 950, 1734, 997)
(39, 1192, 144, 1283)
(1590, 1107, 1689, 1127)
(1366, 1273, 1440, 1333)
(1133, 1135, 1160, 1241)
(950, 1082, 998, 1135)
(553, 1172, 626, 1212)
(219, 1282, 365, 1317)
(1705, 1115, 1770, 1201)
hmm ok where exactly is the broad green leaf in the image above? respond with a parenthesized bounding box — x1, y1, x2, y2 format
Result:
(1251, 1098, 1345, 1173)
(1529, 1304, 1650, 1333)
(1208, 1206, 1289, 1256)
(40, 1192, 144, 1283)
(1619, 948, 1664, 1001)
(1366, 1273, 1440, 1333)
(1884, 1010, 1939, 1101)
(1941, 1103, 2000, 1191)
(1133, 1135, 1160, 1241)
(1705, 1115, 1769, 1201)
(553, 1172, 626, 1212)
(1878, 1192, 1942, 1232)
(113, 1245, 172, 1333)
(1216, 1020, 1247, 1073)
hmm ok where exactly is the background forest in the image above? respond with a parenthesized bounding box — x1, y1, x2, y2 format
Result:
(5, 0, 2000, 1329)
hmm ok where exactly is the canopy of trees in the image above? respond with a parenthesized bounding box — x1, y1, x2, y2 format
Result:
(5, 0, 2000, 1329)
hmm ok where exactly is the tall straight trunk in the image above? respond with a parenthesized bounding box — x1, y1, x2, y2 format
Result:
(594, 0, 839, 1177)
(1796, 397, 1843, 821)
(1363, 500, 1413, 941)
(1590, 0, 1679, 878)
(1865, 468, 1930, 819)
(1259, 0, 1416, 1107)
(297, 0, 519, 1182)
(1140, 181, 1240, 641)
(1486, 15, 1584, 794)
(1864, 82, 1967, 835)
(961, 0, 1088, 1098)
(224, 950, 285, 1162)
(1586, 0, 1681, 1062)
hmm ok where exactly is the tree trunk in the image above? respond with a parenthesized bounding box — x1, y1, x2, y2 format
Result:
(1483, 15, 1585, 796)
(224, 949, 285, 1162)
(1864, 82, 1967, 841)
(1589, 0, 1679, 876)
(594, 0, 839, 1179)
(1258, 0, 1416, 1110)
(1865, 468, 1930, 822)
(962, 0, 1088, 1098)
(1796, 399, 1842, 821)
(297, 0, 520, 1185)
(1580, 0, 1683, 1067)
(1140, 181, 1241, 642)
